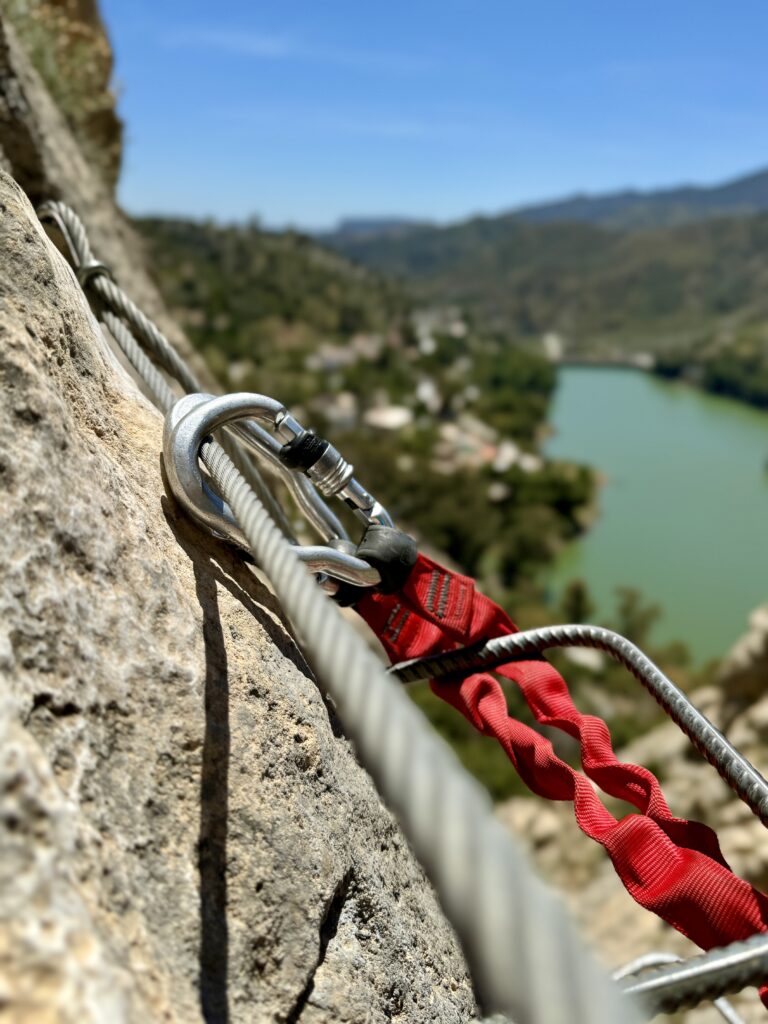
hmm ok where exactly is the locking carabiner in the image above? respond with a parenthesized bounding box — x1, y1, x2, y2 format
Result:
(162, 393, 385, 590)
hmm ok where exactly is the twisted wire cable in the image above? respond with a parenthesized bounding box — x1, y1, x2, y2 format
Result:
(391, 624, 768, 826)
(38, 201, 200, 391)
(617, 934, 768, 1016)
(93, 272, 201, 393)
(39, 201, 295, 539)
(613, 953, 744, 1024)
(199, 438, 638, 1024)
(102, 309, 176, 413)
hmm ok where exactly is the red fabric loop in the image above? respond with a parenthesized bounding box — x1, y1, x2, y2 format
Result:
(356, 553, 768, 1000)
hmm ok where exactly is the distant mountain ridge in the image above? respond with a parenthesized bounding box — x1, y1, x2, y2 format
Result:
(331, 216, 433, 239)
(325, 165, 768, 239)
(325, 205, 768, 358)
(511, 166, 768, 230)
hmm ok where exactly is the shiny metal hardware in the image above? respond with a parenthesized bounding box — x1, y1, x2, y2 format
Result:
(76, 259, 114, 288)
(228, 416, 349, 543)
(615, 937, 768, 1019)
(613, 953, 744, 1023)
(163, 392, 383, 589)
(273, 411, 393, 527)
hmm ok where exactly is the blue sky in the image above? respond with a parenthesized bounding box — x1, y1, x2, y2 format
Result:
(101, 0, 768, 228)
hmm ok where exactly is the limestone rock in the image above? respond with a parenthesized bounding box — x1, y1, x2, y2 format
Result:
(717, 604, 768, 709)
(1, 0, 122, 186)
(0, 173, 476, 1022)
(0, 10, 213, 390)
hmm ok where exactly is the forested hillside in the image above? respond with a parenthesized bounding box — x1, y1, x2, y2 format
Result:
(137, 217, 407, 403)
(327, 212, 768, 360)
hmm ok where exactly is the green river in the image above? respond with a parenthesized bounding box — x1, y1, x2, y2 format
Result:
(544, 367, 768, 664)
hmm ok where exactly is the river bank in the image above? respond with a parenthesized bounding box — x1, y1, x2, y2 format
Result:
(558, 345, 768, 418)
(543, 366, 768, 663)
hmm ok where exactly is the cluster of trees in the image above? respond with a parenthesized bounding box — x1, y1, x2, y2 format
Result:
(138, 216, 407, 406)
(332, 422, 592, 591)
(656, 323, 768, 410)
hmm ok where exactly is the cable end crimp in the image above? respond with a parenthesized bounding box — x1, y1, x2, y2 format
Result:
(76, 259, 114, 289)
(332, 524, 417, 606)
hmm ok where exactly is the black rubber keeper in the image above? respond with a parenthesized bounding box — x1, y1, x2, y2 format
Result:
(357, 525, 418, 593)
(279, 431, 329, 472)
(333, 526, 418, 606)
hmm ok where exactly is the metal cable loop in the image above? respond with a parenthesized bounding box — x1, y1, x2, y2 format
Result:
(198, 438, 637, 1024)
(92, 274, 200, 393)
(617, 934, 768, 1016)
(391, 624, 768, 826)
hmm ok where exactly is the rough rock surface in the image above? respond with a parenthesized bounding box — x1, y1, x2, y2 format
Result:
(499, 607, 768, 1023)
(1, 0, 123, 186)
(0, 10, 212, 389)
(0, 173, 476, 1022)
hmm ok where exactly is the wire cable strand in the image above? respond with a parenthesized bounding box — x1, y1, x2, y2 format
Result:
(613, 953, 744, 1024)
(199, 438, 638, 1024)
(390, 623, 768, 826)
(618, 934, 768, 1016)
(102, 309, 176, 413)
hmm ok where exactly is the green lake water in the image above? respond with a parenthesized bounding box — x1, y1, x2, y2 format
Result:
(544, 367, 768, 664)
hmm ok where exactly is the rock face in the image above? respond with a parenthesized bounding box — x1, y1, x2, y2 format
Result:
(0, 9, 212, 390)
(499, 610, 768, 1024)
(0, 123, 475, 1024)
(1, 0, 122, 186)
(0, 12, 478, 1020)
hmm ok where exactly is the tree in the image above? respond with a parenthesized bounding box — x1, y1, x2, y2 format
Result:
(613, 587, 661, 647)
(559, 579, 595, 623)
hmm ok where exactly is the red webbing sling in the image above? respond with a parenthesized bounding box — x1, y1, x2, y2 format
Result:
(356, 553, 768, 1000)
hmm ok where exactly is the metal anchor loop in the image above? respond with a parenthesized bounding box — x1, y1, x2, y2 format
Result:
(163, 393, 382, 589)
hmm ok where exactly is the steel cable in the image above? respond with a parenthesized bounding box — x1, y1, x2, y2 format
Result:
(617, 934, 768, 1016)
(391, 623, 768, 826)
(613, 953, 744, 1024)
(102, 309, 176, 413)
(199, 438, 638, 1023)
(93, 272, 200, 393)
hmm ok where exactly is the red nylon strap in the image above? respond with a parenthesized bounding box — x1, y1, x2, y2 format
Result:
(356, 553, 768, 996)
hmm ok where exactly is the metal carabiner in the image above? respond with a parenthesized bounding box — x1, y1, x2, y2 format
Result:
(226, 416, 349, 544)
(163, 393, 383, 589)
